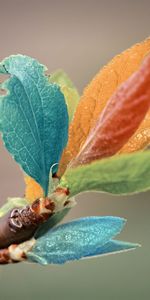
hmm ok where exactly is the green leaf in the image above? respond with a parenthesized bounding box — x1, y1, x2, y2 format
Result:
(0, 197, 28, 218)
(49, 69, 75, 88)
(0, 55, 69, 194)
(60, 151, 150, 197)
(49, 70, 80, 122)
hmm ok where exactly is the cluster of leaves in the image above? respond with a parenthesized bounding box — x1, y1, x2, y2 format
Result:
(0, 37, 150, 264)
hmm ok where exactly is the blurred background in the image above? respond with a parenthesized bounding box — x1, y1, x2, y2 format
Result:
(0, 0, 150, 299)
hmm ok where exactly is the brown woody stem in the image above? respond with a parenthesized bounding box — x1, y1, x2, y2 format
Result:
(0, 248, 13, 264)
(0, 186, 72, 264)
(0, 197, 55, 249)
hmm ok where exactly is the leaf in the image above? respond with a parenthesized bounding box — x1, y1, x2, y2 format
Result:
(0, 55, 69, 194)
(49, 69, 80, 122)
(0, 197, 28, 218)
(34, 208, 70, 238)
(119, 112, 150, 153)
(59, 37, 150, 175)
(27, 216, 126, 264)
(84, 240, 140, 259)
(71, 54, 150, 166)
(24, 175, 44, 203)
(49, 69, 77, 90)
(60, 151, 150, 197)
(24, 70, 77, 202)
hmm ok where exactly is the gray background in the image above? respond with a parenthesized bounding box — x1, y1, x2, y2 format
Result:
(0, 0, 150, 299)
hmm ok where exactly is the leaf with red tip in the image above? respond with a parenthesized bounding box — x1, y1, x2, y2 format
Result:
(71, 55, 150, 167)
(58, 38, 150, 176)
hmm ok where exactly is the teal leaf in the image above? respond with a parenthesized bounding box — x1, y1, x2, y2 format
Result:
(27, 216, 126, 264)
(84, 239, 140, 259)
(60, 151, 150, 197)
(49, 70, 80, 122)
(0, 55, 69, 194)
(0, 197, 28, 218)
(35, 208, 70, 238)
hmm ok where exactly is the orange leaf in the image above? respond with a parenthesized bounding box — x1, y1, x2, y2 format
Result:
(71, 55, 150, 166)
(119, 110, 150, 154)
(58, 37, 150, 175)
(24, 176, 44, 203)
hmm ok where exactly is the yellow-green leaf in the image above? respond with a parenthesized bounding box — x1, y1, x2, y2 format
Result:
(49, 70, 80, 122)
(0, 197, 28, 218)
(60, 151, 150, 197)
